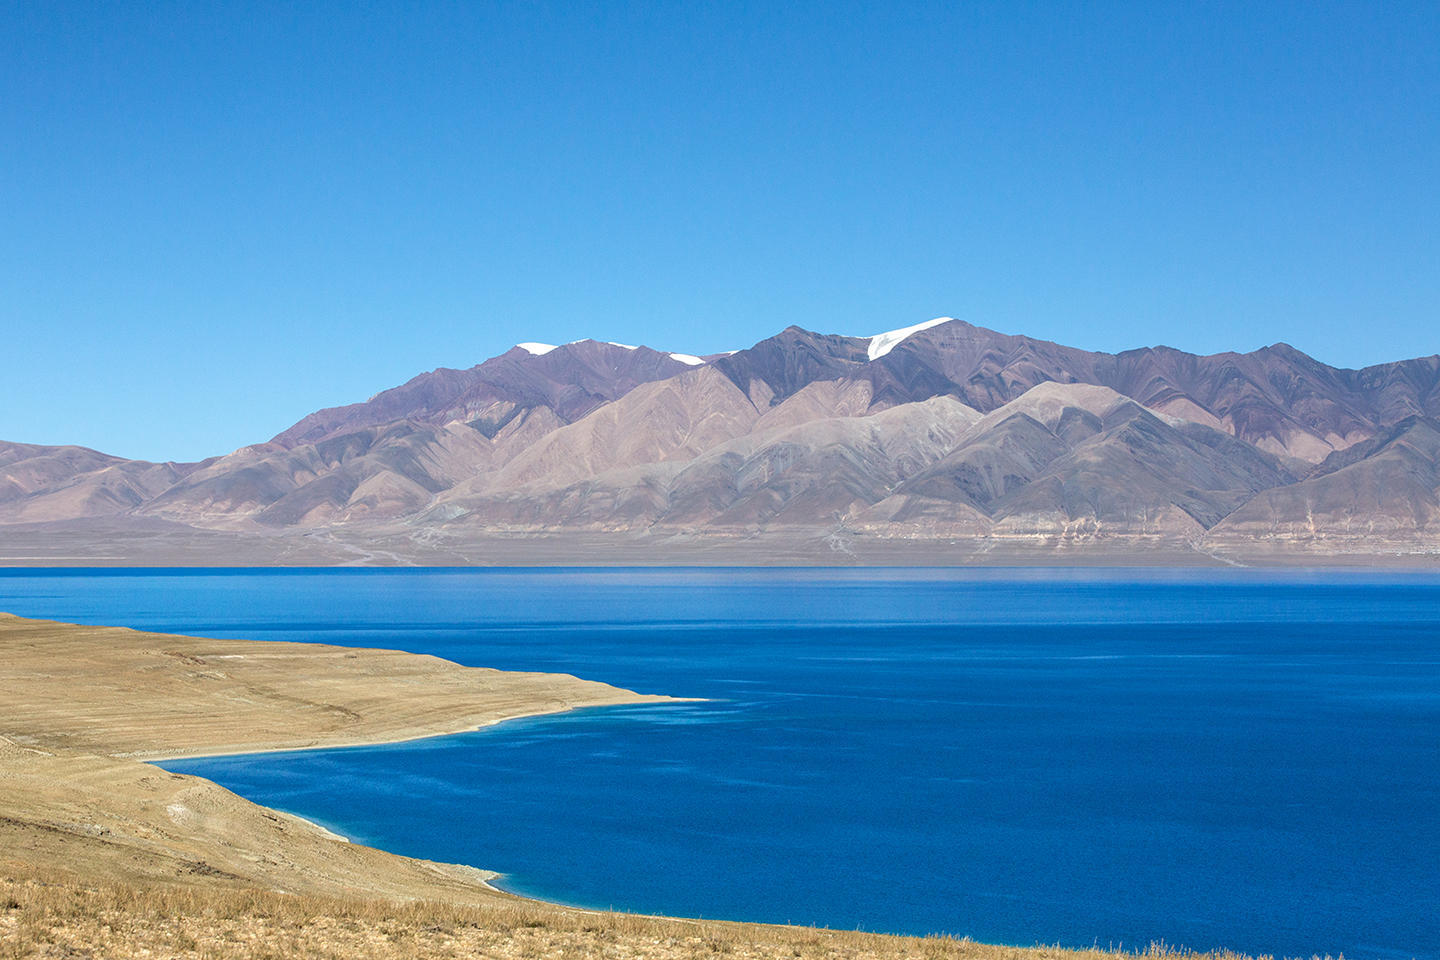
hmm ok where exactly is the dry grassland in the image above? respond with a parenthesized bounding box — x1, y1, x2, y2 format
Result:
(0, 867, 1276, 960)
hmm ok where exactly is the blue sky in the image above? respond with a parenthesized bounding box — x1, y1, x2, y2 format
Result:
(3, 1, 1437, 461)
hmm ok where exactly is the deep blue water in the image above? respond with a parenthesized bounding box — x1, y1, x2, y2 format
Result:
(1, 568, 1437, 960)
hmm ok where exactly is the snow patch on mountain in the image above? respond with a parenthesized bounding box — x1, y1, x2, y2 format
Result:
(520, 338, 704, 364)
(865, 317, 954, 361)
(563, 338, 639, 351)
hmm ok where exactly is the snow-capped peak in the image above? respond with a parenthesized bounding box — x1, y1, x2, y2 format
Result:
(563, 338, 638, 350)
(519, 339, 706, 364)
(865, 317, 955, 361)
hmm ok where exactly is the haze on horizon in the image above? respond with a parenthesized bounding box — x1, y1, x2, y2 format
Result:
(3, 1, 1438, 462)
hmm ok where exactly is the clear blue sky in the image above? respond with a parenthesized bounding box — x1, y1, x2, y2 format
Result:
(4, 1, 1437, 461)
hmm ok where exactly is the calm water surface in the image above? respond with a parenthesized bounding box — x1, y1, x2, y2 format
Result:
(2, 568, 1437, 960)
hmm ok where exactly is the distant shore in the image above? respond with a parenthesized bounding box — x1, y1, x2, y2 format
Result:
(1, 516, 1438, 568)
(138, 700, 704, 765)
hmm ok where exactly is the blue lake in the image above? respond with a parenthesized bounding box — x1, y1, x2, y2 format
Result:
(1, 567, 1437, 960)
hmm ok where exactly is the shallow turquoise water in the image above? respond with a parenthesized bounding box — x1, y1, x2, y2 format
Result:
(2, 568, 1437, 960)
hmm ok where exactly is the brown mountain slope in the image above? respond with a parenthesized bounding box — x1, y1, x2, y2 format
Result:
(0, 441, 201, 524)
(460, 365, 769, 495)
(273, 339, 698, 448)
(715, 320, 1440, 462)
(428, 395, 982, 530)
(4, 319, 1440, 559)
(137, 420, 503, 527)
(1207, 416, 1440, 546)
(862, 383, 1297, 540)
(0, 441, 127, 495)
(120, 340, 721, 529)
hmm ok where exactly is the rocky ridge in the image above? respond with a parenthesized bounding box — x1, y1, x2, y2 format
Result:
(4, 318, 1438, 560)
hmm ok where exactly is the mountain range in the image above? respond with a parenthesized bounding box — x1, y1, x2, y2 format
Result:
(4, 319, 1439, 564)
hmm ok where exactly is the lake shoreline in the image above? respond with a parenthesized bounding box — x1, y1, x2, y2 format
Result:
(0, 611, 681, 906)
(138, 698, 708, 764)
(0, 610, 1145, 960)
(1, 579, 1413, 960)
